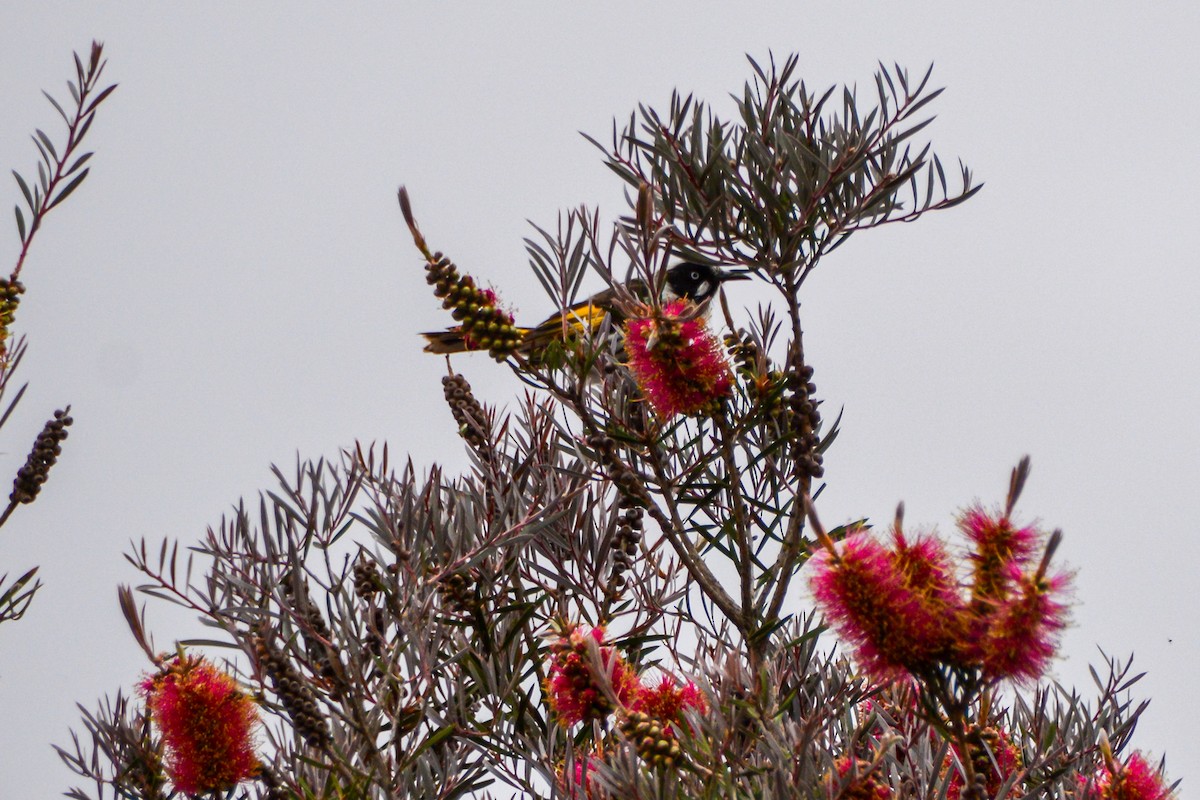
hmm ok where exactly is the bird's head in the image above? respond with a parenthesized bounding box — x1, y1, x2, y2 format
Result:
(664, 262, 752, 304)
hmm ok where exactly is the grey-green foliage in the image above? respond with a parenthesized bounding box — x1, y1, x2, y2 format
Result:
(57, 56, 1157, 800)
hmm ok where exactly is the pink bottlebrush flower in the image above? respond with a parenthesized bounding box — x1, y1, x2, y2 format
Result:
(944, 726, 1023, 800)
(140, 655, 260, 795)
(890, 530, 965, 621)
(558, 752, 602, 800)
(809, 531, 953, 680)
(971, 563, 1070, 683)
(828, 755, 893, 800)
(1090, 751, 1174, 800)
(631, 675, 708, 722)
(959, 506, 1039, 603)
(545, 624, 640, 727)
(623, 299, 733, 419)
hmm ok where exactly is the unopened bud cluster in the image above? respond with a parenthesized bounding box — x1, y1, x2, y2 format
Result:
(425, 253, 521, 360)
(0, 278, 24, 356)
(11, 407, 72, 505)
(253, 633, 332, 749)
(620, 710, 683, 769)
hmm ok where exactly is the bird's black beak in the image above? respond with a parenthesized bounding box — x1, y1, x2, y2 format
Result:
(717, 268, 752, 283)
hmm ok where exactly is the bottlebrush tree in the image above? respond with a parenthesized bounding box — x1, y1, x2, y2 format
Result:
(59, 56, 1175, 800)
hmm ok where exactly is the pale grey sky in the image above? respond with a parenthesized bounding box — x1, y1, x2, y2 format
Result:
(1, 4, 1197, 797)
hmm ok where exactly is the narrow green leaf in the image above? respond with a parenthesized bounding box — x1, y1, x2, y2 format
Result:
(14, 205, 25, 242)
(66, 151, 93, 175)
(12, 171, 33, 208)
(84, 83, 118, 116)
(42, 90, 69, 123)
(35, 129, 58, 161)
(47, 168, 89, 211)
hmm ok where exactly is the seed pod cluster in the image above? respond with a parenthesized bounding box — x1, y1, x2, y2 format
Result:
(352, 557, 383, 600)
(785, 363, 824, 480)
(437, 567, 482, 615)
(607, 496, 643, 598)
(253, 633, 332, 749)
(280, 575, 344, 696)
(585, 433, 647, 508)
(442, 373, 491, 452)
(10, 407, 72, 505)
(620, 710, 683, 769)
(425, 252, 521, 360)
(256, 765, 288, 800)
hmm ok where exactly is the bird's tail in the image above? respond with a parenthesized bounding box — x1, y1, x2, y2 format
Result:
(420, 327, 535, 354)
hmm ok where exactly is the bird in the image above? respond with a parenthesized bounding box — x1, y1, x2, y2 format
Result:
(420, 261, 750, 356)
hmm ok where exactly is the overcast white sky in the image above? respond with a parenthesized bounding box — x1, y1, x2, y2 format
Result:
(1, 4, 1197, 797)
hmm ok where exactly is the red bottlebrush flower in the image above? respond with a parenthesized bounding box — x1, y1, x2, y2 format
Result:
(970, 563, 1070, 683)
(623, 299, 733, 419)
(809, 530, 957, 680)
(944, 726, 1023, 800)
(1090, 751, 1174, 800)
(828, 756, 893, 800)
(141, 655, 260, 795)
(959, 506, 1039, 603)
(631, 675, 708, 722)
(545, 624, 640, 727)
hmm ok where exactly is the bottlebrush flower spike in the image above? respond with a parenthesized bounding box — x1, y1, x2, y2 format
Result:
(944, 725, 1023, 800)
(1088, 751, 1175, 800)
(558, 751, 604, 800)
(808, 529, 956, 680)
(959, 506, 1039, 603)
(827, 756, 892, 800)
(972, 562, 1070, 682)
(140, 655, 260, 795)
(632, 675, 708, 722)
(623, 299, 733, 419)
(544, 624, 639, 726)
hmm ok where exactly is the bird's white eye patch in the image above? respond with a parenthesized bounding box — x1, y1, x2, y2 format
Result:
(695, 281, 711, 297)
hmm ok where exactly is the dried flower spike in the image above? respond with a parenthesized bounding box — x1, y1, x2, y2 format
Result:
(140, 655, 260, 795)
